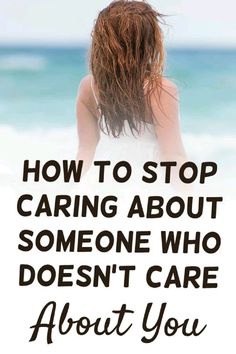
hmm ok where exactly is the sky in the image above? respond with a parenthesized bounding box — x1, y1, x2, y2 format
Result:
(1, 0, 236, 47)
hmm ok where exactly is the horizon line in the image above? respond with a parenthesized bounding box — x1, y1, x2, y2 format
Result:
(0, 42, 236, 51)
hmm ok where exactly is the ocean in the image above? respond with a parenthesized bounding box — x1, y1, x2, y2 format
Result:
(0, 46, 235, 196)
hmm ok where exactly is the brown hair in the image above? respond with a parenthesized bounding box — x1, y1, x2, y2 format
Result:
(90, 0, 165, 137)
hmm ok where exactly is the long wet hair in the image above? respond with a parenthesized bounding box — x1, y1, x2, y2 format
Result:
(90, 0, 165, 137)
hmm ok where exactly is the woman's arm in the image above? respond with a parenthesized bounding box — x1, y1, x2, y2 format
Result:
(151, 78, 188, 190)
(76, 75, 100, 175)
(151, 78, 186, 161)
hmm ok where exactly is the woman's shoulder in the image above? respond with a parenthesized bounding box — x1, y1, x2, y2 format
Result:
(76, 75, 100, 118)
(158, 77, 178, 96)
(77, 74, 93, 97)
(148, 77, 179, 108)
(76, 74, 96, 106)
(77, 74, 99, 104)
(162, 76, 178, 87)
(149, 77, 180, 125)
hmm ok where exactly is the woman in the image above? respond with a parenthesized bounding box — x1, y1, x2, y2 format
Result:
(76, 0, 186, 181)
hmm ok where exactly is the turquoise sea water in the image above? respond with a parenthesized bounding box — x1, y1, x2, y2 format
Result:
(0, 46, 236, 134)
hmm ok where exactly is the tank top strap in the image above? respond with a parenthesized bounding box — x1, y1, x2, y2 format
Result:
(91, 76, 99, 107)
